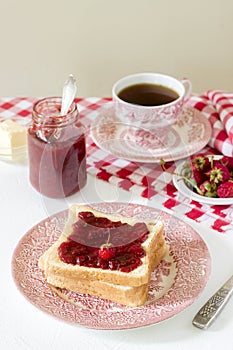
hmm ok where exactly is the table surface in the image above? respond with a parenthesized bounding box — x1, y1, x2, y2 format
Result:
(1, 98, 233, 350)
(1, 159, 233, 350)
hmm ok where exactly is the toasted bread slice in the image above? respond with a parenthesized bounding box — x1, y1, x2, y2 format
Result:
(42, 242, 166, 307)
(49, 281, 149, 308)
(39, 204, 166, 288)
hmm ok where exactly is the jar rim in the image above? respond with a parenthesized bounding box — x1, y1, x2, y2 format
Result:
(32, 97, 78, 127)
(33, 96, 77, 117)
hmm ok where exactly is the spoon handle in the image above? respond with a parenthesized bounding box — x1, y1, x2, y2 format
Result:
(61, 74, 77, 115)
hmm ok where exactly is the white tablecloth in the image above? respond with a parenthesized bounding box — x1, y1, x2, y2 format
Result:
(1, 159, 233, 350)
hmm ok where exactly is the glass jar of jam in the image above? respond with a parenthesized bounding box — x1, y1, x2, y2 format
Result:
(27, 97, 87, 198)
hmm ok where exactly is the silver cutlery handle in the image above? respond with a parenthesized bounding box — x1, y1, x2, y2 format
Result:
(192, 275, 233, 329)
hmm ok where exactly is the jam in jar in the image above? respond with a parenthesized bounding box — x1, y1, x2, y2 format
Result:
(28, 97, 87, 198)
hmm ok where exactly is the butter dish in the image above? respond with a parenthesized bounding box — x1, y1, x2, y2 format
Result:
(0, 119, 28, 162)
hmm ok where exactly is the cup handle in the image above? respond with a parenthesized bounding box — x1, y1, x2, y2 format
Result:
(181, 78, 192, 102)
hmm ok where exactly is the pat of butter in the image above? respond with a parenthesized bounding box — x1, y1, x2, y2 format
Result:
(0, 120, 27, 153)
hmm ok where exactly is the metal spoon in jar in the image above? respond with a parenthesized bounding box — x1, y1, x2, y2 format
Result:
(61, 74, 77, 116)
(39, 74, 77, 143)
(36, 75, 77, 143)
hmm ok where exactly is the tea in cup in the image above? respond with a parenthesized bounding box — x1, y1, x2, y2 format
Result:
(112, 72, 192, 129)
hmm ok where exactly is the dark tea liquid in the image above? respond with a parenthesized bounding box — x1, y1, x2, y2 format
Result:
(118, 83, 179, 106)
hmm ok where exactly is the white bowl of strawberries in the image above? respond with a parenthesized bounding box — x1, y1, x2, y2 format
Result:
(171, 154, 233, 205)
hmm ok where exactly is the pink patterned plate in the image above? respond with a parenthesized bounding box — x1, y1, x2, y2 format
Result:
(12, 203, 211, 330)
(90, 104, 212, 163)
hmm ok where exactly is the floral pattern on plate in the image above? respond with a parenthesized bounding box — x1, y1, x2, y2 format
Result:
(90, 104, 212, 163)
(12, 203, 211, 330)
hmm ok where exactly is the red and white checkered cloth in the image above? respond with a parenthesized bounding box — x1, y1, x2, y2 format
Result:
(208, 91, 233, 143)
(188, 92, 233, 156)
(0, 96, 233, 234)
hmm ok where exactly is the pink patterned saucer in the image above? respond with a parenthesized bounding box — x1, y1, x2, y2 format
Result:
(12, 203, 211, 330)
(90, 104, 212, 162)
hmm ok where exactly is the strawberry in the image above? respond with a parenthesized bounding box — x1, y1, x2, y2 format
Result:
(207, 164, 230, 184)
(190, 154, 211, 172)
(220, 156, 233, 170)
(192, 169, 207, 185)
(98, 245, 116, 260)
(199, 181, 217, 197)
(217, 181, 233, 198)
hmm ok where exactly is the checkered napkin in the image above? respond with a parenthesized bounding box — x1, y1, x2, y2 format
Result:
(0, 97, 233, 234)
(188, 93, 233, 156)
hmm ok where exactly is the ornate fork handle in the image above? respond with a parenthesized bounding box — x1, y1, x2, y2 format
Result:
(192, 275, 233, 329)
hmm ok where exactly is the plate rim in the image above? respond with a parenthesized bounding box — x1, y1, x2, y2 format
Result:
(11, 203, 211, 330)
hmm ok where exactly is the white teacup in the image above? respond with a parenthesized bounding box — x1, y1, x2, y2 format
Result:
(112, 72, 192, 129)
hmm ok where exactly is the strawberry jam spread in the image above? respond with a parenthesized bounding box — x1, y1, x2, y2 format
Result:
(58, 211, 149, 272)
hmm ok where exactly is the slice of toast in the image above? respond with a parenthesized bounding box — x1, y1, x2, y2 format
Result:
(39, 204, 166, 288)
(41, 243, 166, 307)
